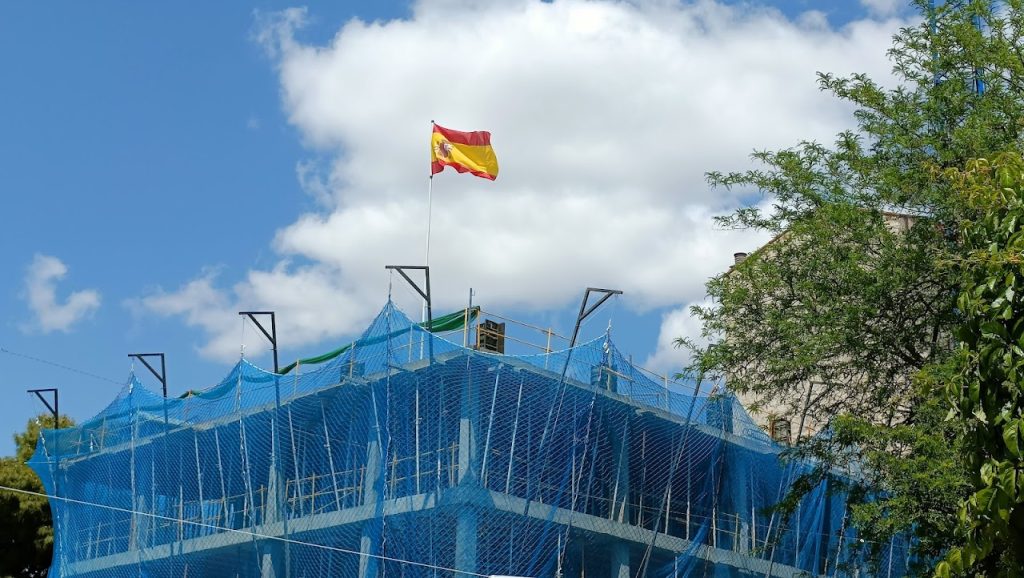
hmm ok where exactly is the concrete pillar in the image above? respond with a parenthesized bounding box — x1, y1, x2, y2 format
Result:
(259, 501, 290, 578)
(264, 445, 292, 577)
(609, 418, 630, 523)
(816, 478, 833, 575)
(609, 416, 631, 578)
(359, 524, 382, 578)
(261, 546, 288, 578)
(610, 542, 630, 578)
(362, 383, 389, 578)
(455, 508, 478, 578)
(261, 552, 277, 578)
(131, 495, 148, 550)
(561, 538, 583, 578)
(265, 451, 280, 525)
(455, 367, 481, 576)
(708, 396, 734, 434)
(360, 431, 384, 578)
(364, 440, 381, 504)
(717, 444, 748, 556)
(458, 371, 480, 486)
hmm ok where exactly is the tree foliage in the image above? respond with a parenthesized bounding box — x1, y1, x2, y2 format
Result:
(689, 0, 1024, 572)
(0, 414, 74, 578)
(936, 154, 1024, 577)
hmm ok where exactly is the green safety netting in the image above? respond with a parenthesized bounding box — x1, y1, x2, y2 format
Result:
(277, 306, 479, 376)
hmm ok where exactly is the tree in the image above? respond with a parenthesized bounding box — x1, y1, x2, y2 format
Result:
(0, 414, 74, 578)
(934, 153, 1024, 577)
(688, 0, 1024, 571)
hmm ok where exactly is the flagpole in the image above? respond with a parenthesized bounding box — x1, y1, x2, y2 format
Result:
(425, 175, 433, 267)
(423, 120, 435, 326)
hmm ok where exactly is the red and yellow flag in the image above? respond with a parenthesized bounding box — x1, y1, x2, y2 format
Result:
(430, 123, 499, 180)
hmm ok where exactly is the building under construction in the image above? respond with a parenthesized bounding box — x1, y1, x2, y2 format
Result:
(30, 301, 909, 577)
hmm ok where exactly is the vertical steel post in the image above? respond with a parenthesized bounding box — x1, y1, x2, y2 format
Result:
(271, 313, 279, 373)
(415, 381, 421, 494)
(385, 266, 433, 361)
(28, 388, 59, 495)
(128, 353, 169, 433)
(237, 311, 289, 576)
(545, 328, 553, 369)
(238, 313, 278, 373)
(464, 288, 474, 348)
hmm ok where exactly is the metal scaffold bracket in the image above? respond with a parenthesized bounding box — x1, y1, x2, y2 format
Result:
(239, 311, 279, 373)
(27, 388, 59, 426)
(128, 353, 167, 398)
(386, 265, 433, 360)
(570, 287, 623, 348)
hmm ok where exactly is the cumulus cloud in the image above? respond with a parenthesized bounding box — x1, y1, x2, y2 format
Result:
(128, 271, 232, 353)
(644, 299, 712, 375)
(140, 0, 907, 362)
(22, 254, 101, 334)
(860, 0, 904, 18)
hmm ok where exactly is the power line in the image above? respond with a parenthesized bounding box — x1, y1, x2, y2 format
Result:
(0, 484, 493, 578)
(0, 346, 123, 385)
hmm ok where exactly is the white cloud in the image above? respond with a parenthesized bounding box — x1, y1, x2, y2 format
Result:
(22, 254, 101, 334)
(140, 0, 907, 362)
(643, 299, 712, 375)
(860, 0, 904, 18)
(129, 267, 376, 361)
(128, 271, 232, 353)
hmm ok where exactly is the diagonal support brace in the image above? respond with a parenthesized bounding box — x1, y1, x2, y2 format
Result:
(386, 265, 433, 360)
(570, 287, 623, 348)
(128, 353, 166, 398)
(28, 388, 58, 426)
(239, 311, 279, 373)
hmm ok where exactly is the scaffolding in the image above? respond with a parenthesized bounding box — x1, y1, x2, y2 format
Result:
(30, 302, 909, 577)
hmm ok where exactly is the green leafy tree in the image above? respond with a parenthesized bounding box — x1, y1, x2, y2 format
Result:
(688, 0, 1024, 571)
(0, 414, 74, 578)
(934, 154, 1024, 577)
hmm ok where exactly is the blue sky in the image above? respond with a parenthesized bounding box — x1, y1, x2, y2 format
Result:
(0, 0, 909, 456)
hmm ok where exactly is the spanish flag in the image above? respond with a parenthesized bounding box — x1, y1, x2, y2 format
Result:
(430, 123, 499, 180)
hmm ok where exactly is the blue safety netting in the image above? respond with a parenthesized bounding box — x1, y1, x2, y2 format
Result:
(29, 301, 909, 577)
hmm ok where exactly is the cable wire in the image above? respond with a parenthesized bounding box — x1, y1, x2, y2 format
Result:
(0, 346, 123, 385)
(0, 484, 491, 578)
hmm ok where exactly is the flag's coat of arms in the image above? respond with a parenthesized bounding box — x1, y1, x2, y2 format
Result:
(434, 140, 452, 160)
